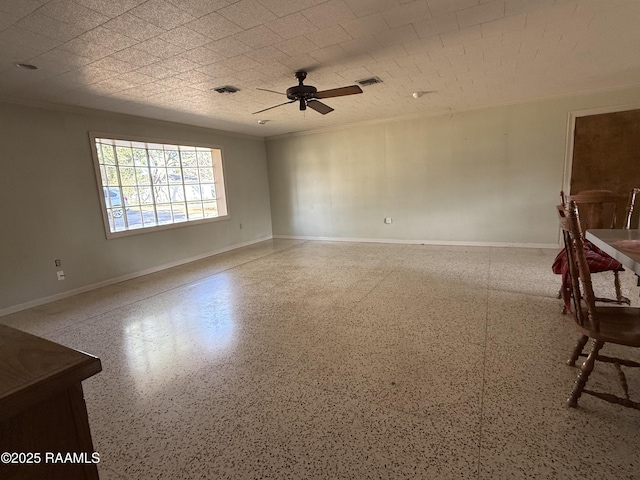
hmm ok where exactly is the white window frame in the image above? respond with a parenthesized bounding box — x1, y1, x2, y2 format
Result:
(89, 132, 229, 239)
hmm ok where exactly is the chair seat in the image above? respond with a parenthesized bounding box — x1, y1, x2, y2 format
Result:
(577, 306, 640, 347)
(553, 241, 624, 311)
(552, 241, 624, 275)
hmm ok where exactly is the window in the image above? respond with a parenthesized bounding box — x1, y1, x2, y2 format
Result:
(90, 134, 228, 238)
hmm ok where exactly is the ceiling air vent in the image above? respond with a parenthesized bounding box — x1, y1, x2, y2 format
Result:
(213, 86, 239, 94)
(356, 76, 382, 87)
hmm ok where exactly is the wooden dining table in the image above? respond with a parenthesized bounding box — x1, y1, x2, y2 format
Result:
(0, 325, 102, 479)
(586, 229, 640, 275)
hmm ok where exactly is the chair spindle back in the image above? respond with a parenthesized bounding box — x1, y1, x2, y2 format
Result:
(566, 190, 623, 231)
(624, 187, 640, 230)
(560, 201, 600, 332)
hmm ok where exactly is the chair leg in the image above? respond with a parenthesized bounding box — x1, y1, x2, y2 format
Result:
(614, 271, 631, 304)
(614, 271, 622, 302)
(566, 335, 589, 366)
(558, 286, 568, 314)
(567, 339, 604, 408)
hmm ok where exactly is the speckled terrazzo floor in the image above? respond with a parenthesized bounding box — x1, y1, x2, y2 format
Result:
(2, 239, 640, 480)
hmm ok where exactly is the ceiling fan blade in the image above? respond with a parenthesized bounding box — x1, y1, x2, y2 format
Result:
(252, 100, 296, 114)
(256, 87, 286, 96)
(314, 85, 363, 99)
(306, 100, 334, 115)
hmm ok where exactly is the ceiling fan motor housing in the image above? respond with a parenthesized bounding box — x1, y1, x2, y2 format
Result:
(286, 85, 317, 101)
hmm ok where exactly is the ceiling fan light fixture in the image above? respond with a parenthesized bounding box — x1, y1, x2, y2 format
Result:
(16, 63, 38, 70)
(412, 90, 436, 99)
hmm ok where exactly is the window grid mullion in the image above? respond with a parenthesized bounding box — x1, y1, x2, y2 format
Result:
(145, 147, 159, 225)
(113, 144, 129, 231)
(130, 145, 143, 226)
(178, 147, 189, 220)
(168, 147, 176, 222)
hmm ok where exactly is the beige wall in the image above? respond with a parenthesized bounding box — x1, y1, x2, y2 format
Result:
(4, 86, 639, 312)
(266, 87, 640, 246)
(0, 101, 272, 312)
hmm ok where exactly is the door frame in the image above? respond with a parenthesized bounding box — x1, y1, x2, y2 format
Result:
(563, 103, 640, 195)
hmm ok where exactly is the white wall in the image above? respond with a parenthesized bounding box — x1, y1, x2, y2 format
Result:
(266, 86, 640, 246)
(0, 101, 272, 312)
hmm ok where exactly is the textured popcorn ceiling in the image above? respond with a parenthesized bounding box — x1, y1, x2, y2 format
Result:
(1, 0, 639, 137)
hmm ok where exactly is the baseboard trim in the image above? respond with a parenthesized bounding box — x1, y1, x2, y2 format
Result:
(274, 235, 560, 249)
(0, 235, 273, 318)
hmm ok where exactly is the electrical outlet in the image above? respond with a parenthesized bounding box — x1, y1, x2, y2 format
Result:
(384, 217, 392, 224)
(57, 270, 65, 281)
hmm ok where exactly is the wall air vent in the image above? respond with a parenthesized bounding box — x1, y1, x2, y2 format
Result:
(356, 76, 382, 87)
(213, 86, 240, 94)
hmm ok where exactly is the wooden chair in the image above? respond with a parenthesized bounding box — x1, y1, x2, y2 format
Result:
(559, 200, 640, 409)
(557, 189, 630, 307)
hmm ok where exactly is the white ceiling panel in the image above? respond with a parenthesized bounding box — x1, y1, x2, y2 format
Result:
(88, 56, 136, 74)
(343, 0, 397, 18)
(38, 0, 110, 29)
(187, 12, 242, 40)
(0, 0, 638, 137)
(426, 0, 478, 17)
(302, 0, 357, 29)
(258, 0, 317, 18)
(0, 26, 62, 53)
(204, 36, 253, 57)
(375, 24, 418, 46)
(456, 1, 505, 29)
(381, 1, 431, 28)
(160, 25, 212, 49)
(168, 0, 231, 17)
(128, 0, 195, 29)
(218, 0, 276, 30)
(0, 10, 16, 30)
(276, 36, 319, 57)
(340, 13, 389, 38)
(74, 0, 146, 17)
(110, 46, 160, 67)
(181, 45, 225, 65)
(413, 13, 458, 38)
(102, 13, 165, 41)
(0, 0, 48, 17)
(265, 12, 317, 40)
(15, 12, 85, 41)
(234, 25, 283, 49)
(31, 48, 92, 73)
(305, 24, 352, 49)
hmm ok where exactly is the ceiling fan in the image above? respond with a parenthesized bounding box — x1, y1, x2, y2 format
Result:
(253, 71, 363, 115)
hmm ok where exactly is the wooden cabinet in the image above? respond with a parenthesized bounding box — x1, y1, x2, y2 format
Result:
(0, 324, 102, 479)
